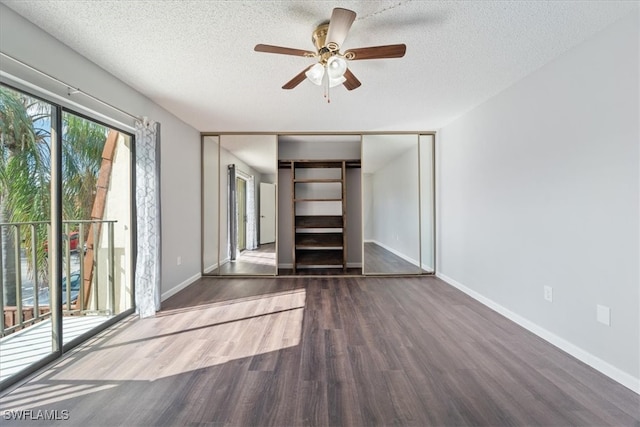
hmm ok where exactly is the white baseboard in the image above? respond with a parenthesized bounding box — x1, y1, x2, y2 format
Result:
(204, 263, 218, 274)
(436, 272, 640, 395)
(161, 272, 201, 302)
(421, 264, 435, 273)
(367, 240, 420, 267)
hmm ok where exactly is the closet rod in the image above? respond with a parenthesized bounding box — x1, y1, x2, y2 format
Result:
(1, 51, 142, 122)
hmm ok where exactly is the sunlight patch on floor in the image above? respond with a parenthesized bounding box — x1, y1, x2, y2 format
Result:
(0, 316, 112, 383)
(16, 289, 306, 384)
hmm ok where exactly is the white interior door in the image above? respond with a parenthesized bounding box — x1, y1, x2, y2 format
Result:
(259, 182, 276, 244)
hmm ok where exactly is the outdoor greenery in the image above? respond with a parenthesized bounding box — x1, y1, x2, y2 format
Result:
(0, 85, 107, 304)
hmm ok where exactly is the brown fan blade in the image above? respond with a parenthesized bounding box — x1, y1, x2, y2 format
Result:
(344, 44, 406, 60)
(282, 65, 314, 90)
(254, 44, 315, 57)
(326, 8, 356, 49)
(343, 69, 361, 91)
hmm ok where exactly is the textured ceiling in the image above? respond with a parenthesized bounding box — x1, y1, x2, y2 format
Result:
(2, 1, 637, 132)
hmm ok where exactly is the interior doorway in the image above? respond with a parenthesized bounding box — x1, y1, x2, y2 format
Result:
(260, 182, 276, 244)
(236, 176, 247, 252)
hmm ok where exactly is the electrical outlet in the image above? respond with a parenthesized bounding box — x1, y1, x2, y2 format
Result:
(597, 305, 610, 326)
(543, 286, 553, 302)
(177, 256, 182, 266)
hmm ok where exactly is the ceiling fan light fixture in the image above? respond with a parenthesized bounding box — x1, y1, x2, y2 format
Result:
(329, 75, 346, 88)
(305, 63, 325, 86)
(327, 55, 348, 80)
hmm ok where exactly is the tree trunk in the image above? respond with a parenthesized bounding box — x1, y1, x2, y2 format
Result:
(0, 197, 17, 306)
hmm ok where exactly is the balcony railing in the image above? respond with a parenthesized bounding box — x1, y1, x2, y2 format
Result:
(0, 219, 117, 338)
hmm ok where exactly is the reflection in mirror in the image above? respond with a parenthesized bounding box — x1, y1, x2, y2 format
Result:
(420, 135, 435, 273)
(218, 135, 277, 275)
(362, 135, 421, 275)
(202, 136, 219, 275)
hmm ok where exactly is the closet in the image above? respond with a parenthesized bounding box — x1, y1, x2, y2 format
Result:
(201, 133, 435, 276)
(280, 159, 360, 272)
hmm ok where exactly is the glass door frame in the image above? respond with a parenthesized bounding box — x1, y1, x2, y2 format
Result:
(0, 83, 136, 391)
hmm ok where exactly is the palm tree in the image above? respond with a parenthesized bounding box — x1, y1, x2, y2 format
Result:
(0, 86, 107, 307)
(62, 114, 108, 220)
(0, 87, 51, 306)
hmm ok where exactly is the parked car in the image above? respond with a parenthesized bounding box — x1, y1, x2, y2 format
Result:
(44, 232, 81, 254)
(22, 271, 82, 306)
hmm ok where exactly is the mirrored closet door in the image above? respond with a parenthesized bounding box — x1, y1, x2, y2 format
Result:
(362, 134, 422, 275)
(218, 135, 278, 275)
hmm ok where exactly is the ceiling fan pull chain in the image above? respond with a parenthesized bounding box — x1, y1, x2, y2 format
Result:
(326, 72, 331, 103)
(322, 69, 329, 102)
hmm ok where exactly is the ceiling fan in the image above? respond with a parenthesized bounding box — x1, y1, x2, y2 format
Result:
(254, 7, 406, 101)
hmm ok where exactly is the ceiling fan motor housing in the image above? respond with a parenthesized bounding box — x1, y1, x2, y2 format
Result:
(312, 23, 340, 63)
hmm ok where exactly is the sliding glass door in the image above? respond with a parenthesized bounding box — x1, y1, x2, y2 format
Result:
(0, 85, 57, 384)
(0, 84, 134, 389)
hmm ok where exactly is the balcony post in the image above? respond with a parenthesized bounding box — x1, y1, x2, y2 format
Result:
(13, 225, 22, 328)
(64, 222, 71, 310)
(0, 225, 4, 335)
(31, 223, 39, 320)
(109, 221, 115, 315)
(93, 224, 99, 311)
(78, 222, 85, 312)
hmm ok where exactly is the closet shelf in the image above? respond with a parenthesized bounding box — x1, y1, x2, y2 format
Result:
(294, 179, 342, 183)
(295, 250, 344, 266)
(279, 159, 361, 169)
(296, 232, 344, 248)
(295, 215, 343, 229)
(294, 198, 342, 202)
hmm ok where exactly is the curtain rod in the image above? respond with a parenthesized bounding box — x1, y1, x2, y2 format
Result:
(1, 51, 143, 122)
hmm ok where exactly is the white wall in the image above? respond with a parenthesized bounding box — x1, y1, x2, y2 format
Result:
(437, 10, 639, 391)
(0, 4, 202, 300)
(372, 147, 419, 255)
(279, 139, 361, 160)
(98, 134, 132, 314)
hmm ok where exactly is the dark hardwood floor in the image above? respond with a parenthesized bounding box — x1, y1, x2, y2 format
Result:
(278, 267, 362, 276)
(1, 276, 638, 426)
